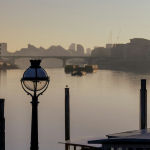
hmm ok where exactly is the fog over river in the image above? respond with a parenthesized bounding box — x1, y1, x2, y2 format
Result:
(1, 68, 150, 150)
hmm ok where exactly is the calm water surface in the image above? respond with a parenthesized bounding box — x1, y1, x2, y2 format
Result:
(1, 68, 150, 150)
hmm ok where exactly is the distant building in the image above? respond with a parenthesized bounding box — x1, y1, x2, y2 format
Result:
(77, 44, 84, 56)
(0, 43, 7, 56)
(69, 43, 76, 51)
(91, 47, 111, 57)
(86, 48, 91, 55)
(68, 43, 76, 55)
(94, 46, 100, 49)
(46, 45, 71, 56)
(124, 38, 150, 60)
(130, 38, 150, 44)
(68, 49, 75, 55)
(106, 44, 113, 49)
(111, 44, 125, 58)
(13, 44, 71, 56)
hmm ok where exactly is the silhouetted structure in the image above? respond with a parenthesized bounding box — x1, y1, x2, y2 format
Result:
(94, 46, 100, 49)
(68, 49, 76, 55)
(65, 65, 98, 73)
(0, 43, 7, 57)
(13, 44, 71, 56)
(46, 45, 71, 56)
(111, 44, 125, 58)
(91, 47, 111, 57)
(65, 86, 70, 141)
(124, 38, 150, 60)
(140, 79, 147, 129)
(77, 44, 84, 56)
(106, 44, 113, 49)
(86, 48, 91, 55)
(68, 44, 85, 56)
(6, 38, 150, 70)
(21, 60, 49, 150)
(69, 43, 76, 51)
(0, 99, 5, 150)
(91, 38, 150, 62)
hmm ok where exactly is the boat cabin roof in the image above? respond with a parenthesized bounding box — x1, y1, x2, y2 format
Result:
(88, 129, 150, 145)
(59, 129, 150, 147)
(106, 128, 150, 138)
(59, 136, 103, 148)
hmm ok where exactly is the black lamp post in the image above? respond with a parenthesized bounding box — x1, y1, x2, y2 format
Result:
(21, 60, 49, 150)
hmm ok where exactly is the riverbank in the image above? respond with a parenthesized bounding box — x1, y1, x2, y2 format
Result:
(98, 60, 150, 73)
(0, 64, 19, 69)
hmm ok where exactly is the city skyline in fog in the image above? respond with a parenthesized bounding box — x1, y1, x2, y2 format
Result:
(1, 0, 150, 52)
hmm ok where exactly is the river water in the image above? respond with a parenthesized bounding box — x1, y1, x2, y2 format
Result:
(1, 68, 150, 150)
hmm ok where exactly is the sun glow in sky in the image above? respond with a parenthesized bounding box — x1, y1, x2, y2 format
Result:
(1, 0, 150, 52)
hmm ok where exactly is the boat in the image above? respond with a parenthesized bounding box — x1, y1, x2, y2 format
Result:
(71, 71, 86, 76)
(65, 65, 98, 73)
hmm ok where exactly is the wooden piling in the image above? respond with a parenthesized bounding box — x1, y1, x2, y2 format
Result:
(0, 99, 5, 150)
(65, 85, 70, 141)
(140, 79, 147, 129)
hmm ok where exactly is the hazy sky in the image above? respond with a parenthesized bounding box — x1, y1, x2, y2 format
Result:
(1, 0, 150, 52)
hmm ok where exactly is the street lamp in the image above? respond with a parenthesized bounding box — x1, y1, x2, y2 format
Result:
(21, 59, 49, 150)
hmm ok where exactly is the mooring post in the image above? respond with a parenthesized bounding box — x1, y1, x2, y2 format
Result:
(65, 85, 70, 141)
(0, 99, 5, 150)
(140, 79, 147, 129)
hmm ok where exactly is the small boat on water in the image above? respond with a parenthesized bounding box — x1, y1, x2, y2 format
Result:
(65, 65, 98, 73)
(71, 71, 86, 76)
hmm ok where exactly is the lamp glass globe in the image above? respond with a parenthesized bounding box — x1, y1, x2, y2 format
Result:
(23, 68, 48, 91)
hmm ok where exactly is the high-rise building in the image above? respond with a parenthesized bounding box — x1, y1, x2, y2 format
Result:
(69, 43, 76, 51)
(94, 46, 100, 49)
(0, 43, 7, 56)
(86, 48, 91, 55)
(123, 38, 150, 60)
(106, 44, 113, 49)
(77, 44, 84, 55)
(91, 47, 111, 57)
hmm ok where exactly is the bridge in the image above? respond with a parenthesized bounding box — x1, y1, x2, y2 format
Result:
(1, 56, 120, 67)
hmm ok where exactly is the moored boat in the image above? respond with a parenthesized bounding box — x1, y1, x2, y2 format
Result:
(65, 65, 98, 73)
(71, 71, 86, 76)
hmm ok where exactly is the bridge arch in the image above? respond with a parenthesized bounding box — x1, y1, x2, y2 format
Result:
(65, 58, 88, 65)
(14, 57, 35, 69)
(40, 58, 64, 68)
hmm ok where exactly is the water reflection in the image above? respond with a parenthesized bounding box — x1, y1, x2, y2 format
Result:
(1, 68, 150, 150)
(0, 70, 7, 95)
